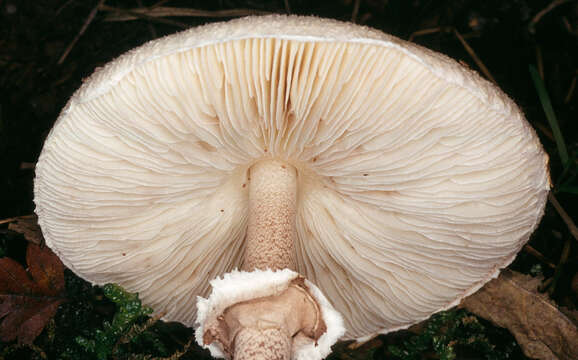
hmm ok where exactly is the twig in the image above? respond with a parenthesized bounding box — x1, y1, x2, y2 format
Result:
(137, 0, 157, 38)
(408, 27, 443, 42)
(117, 312, 166, 346)
(0, 214, 35, 225)
(151, 0, 171, 8)
(535, 45, 544, 80)
(453, 28, 497, 84)
(160, 336, 193, 360)
(538, 276, 553, 292)
(358, 12, 372, 24)
(564, 71, 576, 104)
(284, 0, 291, 14)
(347, 337, 382, 350)
(523, 244, 556, 269)
(351, 0, 361, 23)
(347, 338, 368, 350)
(127, 335, 193, 360)
(549, 193, 578, 243)
(55, 0, 77, 16)
(112, 311, 166, 359)
(407, 27, 480, 42)
(562, 16, 573, 33)
(100, 5, 189, 28)
(101, 6, 273, 22)
(533, 121, 555, 141)
(547, 236, 571, 295)
(20, 162, 35, 170)
(58, 0, 106, 65)
(529, 0, 573, 33)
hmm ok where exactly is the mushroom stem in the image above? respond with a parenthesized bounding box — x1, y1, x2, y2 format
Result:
(232, 160, 300, 359)
(243, 159, 297, 271)
(234, 328, 290, 360)
(203, 160, 329, 360)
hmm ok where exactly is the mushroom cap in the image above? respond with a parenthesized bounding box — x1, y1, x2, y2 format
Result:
(34, 15, 550, 340)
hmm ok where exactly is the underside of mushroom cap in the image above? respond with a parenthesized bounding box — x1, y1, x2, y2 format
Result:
(34, 15, 550, 340)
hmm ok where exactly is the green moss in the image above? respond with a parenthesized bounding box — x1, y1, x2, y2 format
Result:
(388, 310, 518, 360)
(72, 284, 158, 360)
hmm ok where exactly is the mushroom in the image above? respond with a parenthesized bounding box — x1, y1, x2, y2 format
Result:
(34, 15, 550, 360)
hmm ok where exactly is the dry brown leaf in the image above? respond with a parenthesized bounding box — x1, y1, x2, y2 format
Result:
(461, 270, 578, 360)
(7, 215, 44, 245)
(0, 243, 66, 344)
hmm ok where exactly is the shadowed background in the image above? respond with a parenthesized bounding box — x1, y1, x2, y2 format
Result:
(0, 1, 576, 359)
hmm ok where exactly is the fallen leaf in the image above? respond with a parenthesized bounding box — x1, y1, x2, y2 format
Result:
(461, 270, 578, 360)
(0, 243, 66, 344)
(7, 215, 44, 245)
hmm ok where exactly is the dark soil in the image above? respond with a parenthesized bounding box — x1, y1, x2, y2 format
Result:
(1, 0, 577, 359)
